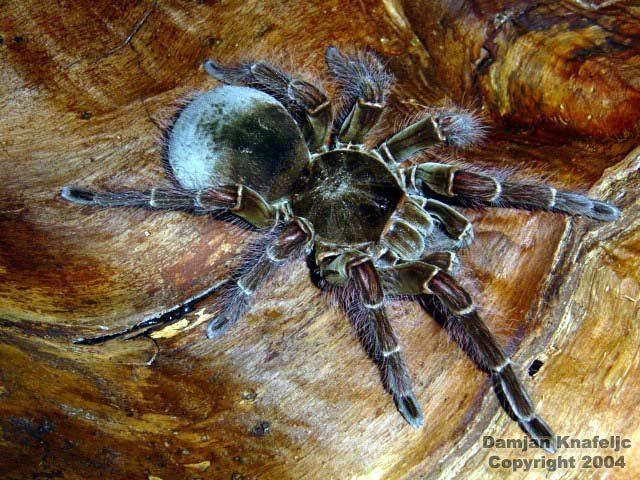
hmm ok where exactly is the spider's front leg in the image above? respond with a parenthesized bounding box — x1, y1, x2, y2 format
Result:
(325, 46, 392, 146)
(380, 263, 556, 452)
(320, 251, 423, 427)
(204, 58, 332, 152)
(62, 183, 279, 228)
(404, 162, 619, 221)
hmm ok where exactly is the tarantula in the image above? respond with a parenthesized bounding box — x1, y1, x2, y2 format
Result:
(62, 47, 619, 452)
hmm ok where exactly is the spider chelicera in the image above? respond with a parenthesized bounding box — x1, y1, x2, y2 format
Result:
(62, 47, 619, 452)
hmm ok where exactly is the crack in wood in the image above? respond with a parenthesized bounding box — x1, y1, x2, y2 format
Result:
(65, 1, 158, 69)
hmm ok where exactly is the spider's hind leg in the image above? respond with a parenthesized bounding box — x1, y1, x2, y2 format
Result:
(204, 58, 331, 152)
(75, 218, 314, 345)
(325, 46, 393, 146)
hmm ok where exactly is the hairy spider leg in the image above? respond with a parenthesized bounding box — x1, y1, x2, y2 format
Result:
(349, 258, 424, 427)
(380, 264, 556, 453)
(406, 163, 620, 221)
(75, 219, 313, 345)
(318, 251, 423, 427)
(206, 219, 314, 338)
(61, 183, 279, 229)
(204, 59, 332, 152)
(377, 109, 485, 164)
(325, 47, 393, 146)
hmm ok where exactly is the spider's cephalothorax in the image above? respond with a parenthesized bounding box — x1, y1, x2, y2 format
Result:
(63, 47, 620, 452)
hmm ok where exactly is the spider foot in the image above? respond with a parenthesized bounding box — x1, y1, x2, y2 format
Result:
(394, 392, 424, 428)
(522, 415, 556, 453)
(555, 192, 620, 221)
(61, 186, 97, 205)
(205, 313, 235, 339)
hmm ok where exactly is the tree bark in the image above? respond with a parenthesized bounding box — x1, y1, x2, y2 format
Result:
(0, 1, 639, 479)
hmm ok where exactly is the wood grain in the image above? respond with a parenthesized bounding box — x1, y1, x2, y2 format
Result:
(0, 1, 639, 478)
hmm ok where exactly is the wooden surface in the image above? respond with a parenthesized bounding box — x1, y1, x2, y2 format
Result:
(1, 1, 639, 478)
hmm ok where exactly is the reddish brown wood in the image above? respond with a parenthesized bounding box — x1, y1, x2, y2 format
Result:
(0, 1, 639, 478)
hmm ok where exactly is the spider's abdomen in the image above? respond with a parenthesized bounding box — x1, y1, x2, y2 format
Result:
(167, 86, 310, 202)
(291, 150, 404, 244)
